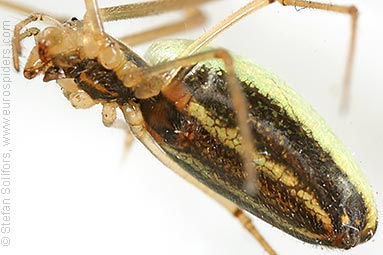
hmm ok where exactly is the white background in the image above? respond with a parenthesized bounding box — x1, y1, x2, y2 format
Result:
(0, 0, 382, 254)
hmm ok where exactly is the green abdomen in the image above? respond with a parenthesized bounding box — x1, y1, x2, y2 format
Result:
(140, 39, 377, 248)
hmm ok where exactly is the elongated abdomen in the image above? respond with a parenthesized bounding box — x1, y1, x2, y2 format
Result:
(140, 39, 377, 249)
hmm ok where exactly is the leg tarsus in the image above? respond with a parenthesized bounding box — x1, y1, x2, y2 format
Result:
(277, 0, 359, 110)
(233, 209, 277, 255)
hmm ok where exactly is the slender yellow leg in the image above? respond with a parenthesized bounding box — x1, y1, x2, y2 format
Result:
(98, 0, 215, 21)
(121, 9, 206, 46)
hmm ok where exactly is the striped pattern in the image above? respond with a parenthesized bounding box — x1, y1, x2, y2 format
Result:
(142, 39, 377, 248)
